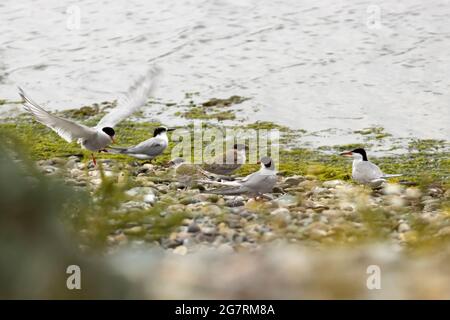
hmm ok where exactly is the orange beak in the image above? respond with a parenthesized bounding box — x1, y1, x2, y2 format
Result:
(111, 136, 115, 144)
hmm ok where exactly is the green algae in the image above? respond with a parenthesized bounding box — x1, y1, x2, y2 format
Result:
(0, 99, 22, 106)
(0, 104, 448, 186)
(354, 126, 392, 140)
(201, 95, 250, 107)
(175, 95, 250, 121)
(177, 107, 236, 121)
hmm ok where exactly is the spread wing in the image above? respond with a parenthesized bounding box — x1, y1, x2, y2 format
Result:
(19, 87, 95, 143)
(96, 65, 162, 129)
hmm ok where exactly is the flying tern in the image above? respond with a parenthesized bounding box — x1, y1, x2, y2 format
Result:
(340, 148, 402, 187)
(107, 126, 174, 160)
(19, 65, 161, 165)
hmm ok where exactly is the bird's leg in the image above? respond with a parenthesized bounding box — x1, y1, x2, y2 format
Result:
(91, 153, 97, 166)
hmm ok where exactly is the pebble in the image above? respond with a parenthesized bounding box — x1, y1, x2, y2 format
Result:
(283, 176, 305, 187)
(187, 223, 201, 233)
(143, 193, 156, 204)
(225, 198, 245, 207)
(173, 245, 188, 255)
(202, 226, 217, 235)
(398, 223, 410, 233)
(275, 194, 298, 208)
(40, 166, 57, 174)
(405, 187, 422, 200)
(32, 155, 449, 256)
(270, 208, 292, 226)
(383, 184, 403, 195)
(323, 180, 344, 188)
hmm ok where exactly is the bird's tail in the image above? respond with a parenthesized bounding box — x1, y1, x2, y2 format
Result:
(197, 179, 241, 187)
(105, 147, 128, 154)
(205, 187, 243, 195)
(380, 174, 403, 179)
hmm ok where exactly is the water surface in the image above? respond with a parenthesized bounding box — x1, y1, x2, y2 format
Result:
(0, 0, 449, 148)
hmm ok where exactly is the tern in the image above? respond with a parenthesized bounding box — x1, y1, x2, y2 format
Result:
(106, 126, 175, 160)
(203, 156, 277, 197)
(168, 157, 209, 188)
(340, 148, 402, 187)
(202, 143, 247, 176)
(19, 65, 161, 165)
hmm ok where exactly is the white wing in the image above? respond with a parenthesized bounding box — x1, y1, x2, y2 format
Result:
(96, 65, 162, 129)
(19, 87, 95, 143)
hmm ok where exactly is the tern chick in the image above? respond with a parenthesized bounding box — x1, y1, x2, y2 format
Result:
(340, 148, 402, 187)
(106, 126, 174, 160)
(168, 157, 209, 188)
(202, 143, 247, 176)
(19, 65, 161, 165)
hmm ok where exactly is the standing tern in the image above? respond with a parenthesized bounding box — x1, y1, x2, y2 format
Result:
(19, 65, 161, 165)
(340, 148, 402, 187)
(202, 143, 247, 176)
(106, 126, 175, 160)
(204, 156, 277, 197)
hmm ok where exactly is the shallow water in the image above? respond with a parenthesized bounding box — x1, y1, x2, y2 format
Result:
(0, 0, 449, 147)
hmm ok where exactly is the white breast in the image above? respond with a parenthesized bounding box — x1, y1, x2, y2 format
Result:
(80, 131, 112, 151)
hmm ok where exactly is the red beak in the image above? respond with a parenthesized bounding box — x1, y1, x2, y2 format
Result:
(339, 151, 353, 157)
